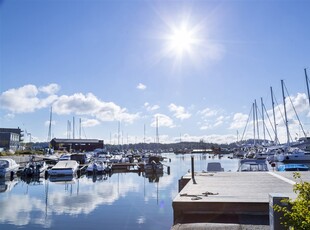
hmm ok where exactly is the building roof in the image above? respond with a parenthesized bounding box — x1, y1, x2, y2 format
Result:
(51, 138, 103, 144)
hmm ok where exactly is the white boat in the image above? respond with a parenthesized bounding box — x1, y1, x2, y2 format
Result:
(58, 153, 71, 161)
(86, 160, 106, 174)
(237, 159, 269, 172)
(0, 158, 20, 177)
(48, 160, 79, 176)
(274, 147, 310, 163)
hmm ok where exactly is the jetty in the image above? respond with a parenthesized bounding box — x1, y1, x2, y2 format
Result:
(172, 171, 310, 229)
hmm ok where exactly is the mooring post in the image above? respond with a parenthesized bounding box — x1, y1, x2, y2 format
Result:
(191, 156, 196, 184)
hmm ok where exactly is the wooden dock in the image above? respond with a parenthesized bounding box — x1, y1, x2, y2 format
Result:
(172, 171, 310, 228)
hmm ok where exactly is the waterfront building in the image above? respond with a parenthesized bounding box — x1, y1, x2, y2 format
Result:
(50, 138, 104, 152)
(0, 127, 23, 152)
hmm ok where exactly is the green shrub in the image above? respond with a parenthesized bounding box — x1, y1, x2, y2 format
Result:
(274, 172, 310, 230)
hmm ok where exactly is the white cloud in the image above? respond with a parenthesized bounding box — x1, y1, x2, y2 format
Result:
(144, 102, 160, 111)
(0, 84, 58, 113)
(198, 107, 218, 117)
(137, 83, 146, 90)
(39, 83, 60, 95)
(44, 120, 56, 127)
(81, 118, 100, 127)
(199, 117, 225, 130)
(229, 113, 249, 130)
(214, 115, 225, 127)
(53, 93, 139, 124)
(151, 113, 175, 128)
(168, 103, 191, 120)
(175, 133, 237, 144)
(0, 84, 139, 125)
(200, 123, 212, 130)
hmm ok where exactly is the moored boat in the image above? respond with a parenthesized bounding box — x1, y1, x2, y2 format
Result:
(22, 161, 48, 177)
(207, 162, 224, 172)
(48, 160, 79, 176)
(237, 159, 268, 172)
(144, 156, 164, 174)
(86, 160, 106, 174)
(274, 148, 310, 163)
(0, 158, 20, 178)
(277, 163, 309, 171)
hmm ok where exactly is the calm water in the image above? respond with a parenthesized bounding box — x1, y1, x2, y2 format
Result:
(0, 153, 240, 230)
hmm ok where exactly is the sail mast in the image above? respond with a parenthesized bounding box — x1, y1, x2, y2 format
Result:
(255, 99, 260, 142)
(261, 97, 266, 142)
(253, 102, 256, 145)
(270, 87, 278, 144)
(281, 80, 290, 145)
(47, 107, 52, 142)
(305, 68, 310, 106)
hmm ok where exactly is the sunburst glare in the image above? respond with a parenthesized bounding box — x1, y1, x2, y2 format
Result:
(164, 20, 202, 60)
(167, 22, 199, 57)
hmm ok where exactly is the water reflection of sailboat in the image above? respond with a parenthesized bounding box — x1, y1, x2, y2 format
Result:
(143, 171, 163, 183)
(86, 173, 108, 182)
(143, 171, 163, 204)
(21, 175, 43, 185)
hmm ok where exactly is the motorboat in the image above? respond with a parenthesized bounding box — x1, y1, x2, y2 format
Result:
(237, 159, 268, 172)
(207, 162, 224, 172)
(0, 158, 20, 177)
(277, 164, 309, 172)
(144, 156, 164, 174)
(58, 153, 71, 161)
(86, 160, 106, 174)
(22, 161, 48, 177)
(48, 160, 79, 176)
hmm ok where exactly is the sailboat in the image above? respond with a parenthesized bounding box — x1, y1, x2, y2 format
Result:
(144, 116, 164, 174)
(273, 79, 310, 163)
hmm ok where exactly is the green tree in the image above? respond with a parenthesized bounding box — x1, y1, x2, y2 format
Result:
(274, 172, 310, 229)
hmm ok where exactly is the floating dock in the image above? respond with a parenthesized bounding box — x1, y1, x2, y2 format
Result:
(172, 171, 310, 229)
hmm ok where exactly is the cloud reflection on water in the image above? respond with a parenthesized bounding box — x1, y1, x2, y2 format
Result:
(0, 173, 150, 227)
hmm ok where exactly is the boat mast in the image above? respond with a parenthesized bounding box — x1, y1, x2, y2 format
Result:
(270, 87, 279, 144)
(47, 107, 52, 142)
(255, 99, 260, 142)
(253, 102, 256, 146)
(156, 116, 159, 153)
(305, 68, 310, 106)
(281, 80, 290, 145)
(261, 97, 266, 142)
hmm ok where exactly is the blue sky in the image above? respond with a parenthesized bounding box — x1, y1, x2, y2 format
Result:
(1, 0, 310, 145)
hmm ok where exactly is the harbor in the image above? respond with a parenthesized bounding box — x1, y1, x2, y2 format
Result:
(1, 152, 309, 229)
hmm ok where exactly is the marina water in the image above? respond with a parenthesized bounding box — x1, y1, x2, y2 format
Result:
(0, 153, 240, 230)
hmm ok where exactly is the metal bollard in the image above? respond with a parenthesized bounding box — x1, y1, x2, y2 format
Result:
(191, 156, 196, 184)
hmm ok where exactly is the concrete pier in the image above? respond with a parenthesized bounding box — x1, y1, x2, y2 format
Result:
(172, 171, 310, 229)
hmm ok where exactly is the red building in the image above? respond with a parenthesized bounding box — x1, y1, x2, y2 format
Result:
(50, 138, 104, 152)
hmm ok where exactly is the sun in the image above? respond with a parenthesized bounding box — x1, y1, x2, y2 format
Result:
(166, 22, 200, 58)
